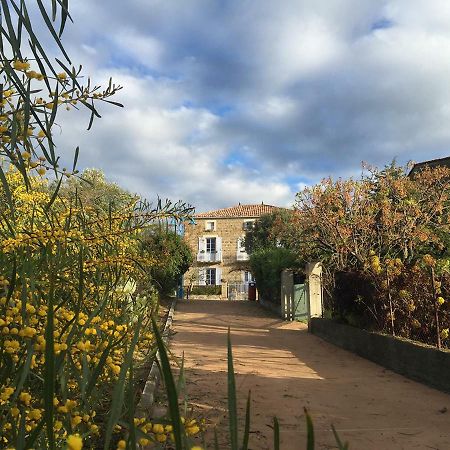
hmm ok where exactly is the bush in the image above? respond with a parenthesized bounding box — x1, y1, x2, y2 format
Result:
(249, 247, 298, 304)
(189, 285, 222, 295)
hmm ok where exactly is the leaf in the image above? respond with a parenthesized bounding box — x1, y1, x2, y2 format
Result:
(273, 417, 280, 450)
(72, 146, 79, 172)
(103, 319, 141, 450)
(227, 327, 238, 450)
(44, 274, 56, 449)
(0, 165, 15, 220)
(45, 176, 62, 212)
(242, 391, 251, 450)
(304, 407, 315, 450)
(152, 315, 185, 449)
(332, 425, 349, 450)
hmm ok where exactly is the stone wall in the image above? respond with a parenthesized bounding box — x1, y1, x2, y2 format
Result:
(184, 217, 252, 291)
(310, 318, 450, 393)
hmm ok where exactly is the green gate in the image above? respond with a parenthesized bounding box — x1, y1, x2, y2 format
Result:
(293, 283, 308, 322)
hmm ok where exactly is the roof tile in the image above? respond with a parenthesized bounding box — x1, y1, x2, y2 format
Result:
(195, 204, 282, 219)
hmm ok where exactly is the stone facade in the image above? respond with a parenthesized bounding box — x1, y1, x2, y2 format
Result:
(183, 204, 280, 299)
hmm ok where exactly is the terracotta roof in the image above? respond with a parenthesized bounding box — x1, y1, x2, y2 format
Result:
(195, 204, 282, 219)
(409, 156, 450, 176)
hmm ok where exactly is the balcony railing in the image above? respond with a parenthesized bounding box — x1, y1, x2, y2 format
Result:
(236, 251, 249, 261)
(197, 251, 222, 262)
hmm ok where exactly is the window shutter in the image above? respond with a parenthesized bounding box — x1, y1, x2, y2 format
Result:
(216, 268, 222, 285)
(216, 237, 222, 261)
(198, 237, 206, 261)
(198, 268, 206, 285)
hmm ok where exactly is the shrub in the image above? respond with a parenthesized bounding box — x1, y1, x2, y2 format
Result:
(190, 285, 222, 295)
(249, 247, 298, 304)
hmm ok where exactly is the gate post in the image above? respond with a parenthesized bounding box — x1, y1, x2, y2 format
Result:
(221, 281, 228, 300)
(281, 269, 294, 320)
(306, 262, 322, 320)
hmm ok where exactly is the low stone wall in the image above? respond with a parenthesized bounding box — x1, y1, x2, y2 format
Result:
(310, 318, 450, 393)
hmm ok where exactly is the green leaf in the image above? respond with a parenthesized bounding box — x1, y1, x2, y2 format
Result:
(72, 146, 79, 172)
(0, 165, 15, 220)
(152, 315, 184, 450)
(227, 327, 238, 450)
(44, 274, 56, 449)
(332, 425, 349, 450)
(103, 319, 141, 450)
(273, 417, 280, 450)
(305, 407, 315, 450)
(242, 391, 251, 450)
(45, 176, 62, 212)
(0, 0, 22, 58)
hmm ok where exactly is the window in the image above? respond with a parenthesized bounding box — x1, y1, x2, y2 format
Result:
(243, 220, 255, 231)
(244, 271, 254, 283)
(205, 220, 216, 231)
(206, 268, 216, 285)
(206, 237, 216, 253)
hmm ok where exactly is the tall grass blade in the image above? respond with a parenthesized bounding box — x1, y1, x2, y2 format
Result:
(44, 273, 55, 449)
(103, 319, 141, 450)
(332, 425, 349, 450)
(152, 315, 184, 450)
(242, 390, 251, 450)
(227, 327, 238, 450)
(273, 416, 280, 450)
(304, 408, 314, 450)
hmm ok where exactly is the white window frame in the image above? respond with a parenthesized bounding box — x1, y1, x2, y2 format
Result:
(243, 271, 255, 283)
(204, 220, 216, 231)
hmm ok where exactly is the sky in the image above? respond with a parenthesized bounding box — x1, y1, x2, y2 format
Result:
(39, 0, 450, 212)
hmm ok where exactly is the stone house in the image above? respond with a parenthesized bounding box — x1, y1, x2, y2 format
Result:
(183, 203, 281, 299)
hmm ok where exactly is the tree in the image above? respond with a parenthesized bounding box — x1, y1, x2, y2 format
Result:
(58, 168, 137, 211)
(140, 225, 193, 295)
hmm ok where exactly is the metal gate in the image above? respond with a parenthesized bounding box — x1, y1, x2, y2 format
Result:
(227, 282, 248, 301)
(293, 283, 308, 322)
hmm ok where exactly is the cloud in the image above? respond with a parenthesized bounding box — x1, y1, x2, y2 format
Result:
(39, 0, 450, 211)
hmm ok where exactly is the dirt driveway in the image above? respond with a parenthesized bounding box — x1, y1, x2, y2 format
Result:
(170, 300, 450, 449)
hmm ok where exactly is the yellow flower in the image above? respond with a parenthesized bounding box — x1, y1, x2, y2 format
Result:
(19, 391, 32, 406)
(67, 434, 83, 450)
(437, 297, 445, 306)
(57, 72, 67, 80)
(37, 167, 46, 176)
(152, 423, 165, 434)
(28, 409, 42, 420)
(191, 447, 204, 450)
(13, 60, 30, 71)
(441, 328, 449, 340)
(117, 440, 126, 449)
(0, 387, 14, 401)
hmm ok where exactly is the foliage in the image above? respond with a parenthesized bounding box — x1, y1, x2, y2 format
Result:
(189, 285, 222, 296)
(0, 2, 194, 449)
(140, 225, 193, 295)
(249, 247, 298, 304)
(244, 209, 294, 254)
(273, 161, 450, 347)
(58, 168, 138, 212)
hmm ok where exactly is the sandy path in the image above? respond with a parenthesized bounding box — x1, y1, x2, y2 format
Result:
(170, 300, 450, 449)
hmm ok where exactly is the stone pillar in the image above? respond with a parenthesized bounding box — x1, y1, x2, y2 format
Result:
(281, 270, 294, 320)
(306, 262, 323, 319)
(221, 281, 228, 300)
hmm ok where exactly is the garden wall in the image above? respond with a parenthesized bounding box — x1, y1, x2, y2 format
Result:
(310, 318, 450, 393)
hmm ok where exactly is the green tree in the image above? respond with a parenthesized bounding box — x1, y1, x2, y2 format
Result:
(58, 168, 137, 211)
(141, 225, 193, 295)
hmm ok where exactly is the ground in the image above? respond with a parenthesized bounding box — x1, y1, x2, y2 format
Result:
(170, 299, 450, 450)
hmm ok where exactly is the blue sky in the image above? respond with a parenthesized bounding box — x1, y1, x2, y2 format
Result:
(43, 0, 450, 211)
